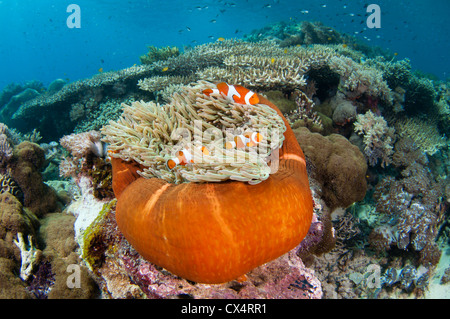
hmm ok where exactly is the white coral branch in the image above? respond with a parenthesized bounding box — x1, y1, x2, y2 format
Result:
(14, 232, 40, 281)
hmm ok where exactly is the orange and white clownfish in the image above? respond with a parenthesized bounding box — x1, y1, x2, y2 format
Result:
(166, 146, 210, 170)
(203, 82, 260, 105)
(225, 132, 263, 149)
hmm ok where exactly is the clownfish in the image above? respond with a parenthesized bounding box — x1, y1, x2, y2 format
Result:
(203, 82, 260, 105)
(166, 146, 210, 170)
(225, 132, 263, 149)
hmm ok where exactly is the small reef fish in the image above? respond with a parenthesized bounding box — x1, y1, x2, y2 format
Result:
(98, 68, 103, 73)
(203, 82, 260, 105)
(225, 132, 263, 149)
(166, 146, 210, 170)
(217, 37, 225, 41)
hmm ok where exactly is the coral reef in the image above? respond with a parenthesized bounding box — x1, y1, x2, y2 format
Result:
(368, 170, 445, 266)
(1, 18, 448, 299)
(329, 92, 357, 126)
(0, 192, 39, 298)
(35, 212, 98, 299)
(0, 123, 14, 167)
(285, 90, 323, 132)
(6, 65, 155, 141)
(0, 173, 24, 203)
(0, 81, 44, 121)
(14, 232, 41, 281)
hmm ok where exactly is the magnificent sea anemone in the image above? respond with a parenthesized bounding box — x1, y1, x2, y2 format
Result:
(101, 81, 313, 283)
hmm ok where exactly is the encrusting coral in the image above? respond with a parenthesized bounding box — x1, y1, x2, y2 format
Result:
(101, 81, 314, 283)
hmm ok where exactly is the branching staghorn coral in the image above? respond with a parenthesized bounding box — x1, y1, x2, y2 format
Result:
(354, 110, 396, 167)
(102, 81, 286, 185)
(197, 55, 308, 92)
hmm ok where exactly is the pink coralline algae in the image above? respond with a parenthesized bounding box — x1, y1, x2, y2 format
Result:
(120, 244, 323, 299)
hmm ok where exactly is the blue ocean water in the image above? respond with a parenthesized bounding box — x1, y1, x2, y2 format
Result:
(0, 0, 449, 91)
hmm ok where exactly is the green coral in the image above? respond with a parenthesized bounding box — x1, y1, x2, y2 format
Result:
(87, 158, 114, 200)
(139, 45, 180, 65)
(364, 57, 412, 90)
(404, 76, 437, 114)
(81, 199, 117, 272)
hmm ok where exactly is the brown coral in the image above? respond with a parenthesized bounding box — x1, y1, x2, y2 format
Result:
(0, 192, 38, 241)
(38, 213, 98, 299)
(293, 127, 367, 209)
(0, 192, 40, 298)
(7, 142, 60, 217)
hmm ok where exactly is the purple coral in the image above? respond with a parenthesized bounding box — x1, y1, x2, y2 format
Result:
(26, 260, 55, 299)
(117, 240, 322, 299)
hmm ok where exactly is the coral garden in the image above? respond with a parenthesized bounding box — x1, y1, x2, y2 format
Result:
(0, 20, 449, 299)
